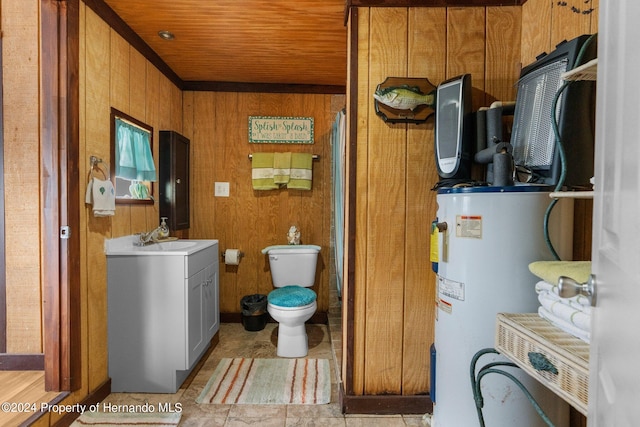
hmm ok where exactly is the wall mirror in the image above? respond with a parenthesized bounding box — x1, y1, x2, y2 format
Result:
(110, 108, 155, 204)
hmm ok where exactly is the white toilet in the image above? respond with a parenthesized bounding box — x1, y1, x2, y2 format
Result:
(261, 244, 321, 358)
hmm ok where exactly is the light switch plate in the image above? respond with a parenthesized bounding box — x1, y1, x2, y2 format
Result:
(214, 182, 230, 197)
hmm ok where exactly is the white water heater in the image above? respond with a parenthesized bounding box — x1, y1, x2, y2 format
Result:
(432, 185, 572, 427)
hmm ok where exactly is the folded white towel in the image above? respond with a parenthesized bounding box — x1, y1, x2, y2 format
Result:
(85, 178, 116, 217)
(538, 306, 590, 343)
(535, 280, 591, 311)
(538, 292, 591, 331)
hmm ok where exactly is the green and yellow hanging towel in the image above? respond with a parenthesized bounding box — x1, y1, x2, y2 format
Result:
(288, 153, 313, 190)
(252, 152, 278, 190)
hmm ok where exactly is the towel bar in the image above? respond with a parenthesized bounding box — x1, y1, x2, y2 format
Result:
(248, 154, 319, 160)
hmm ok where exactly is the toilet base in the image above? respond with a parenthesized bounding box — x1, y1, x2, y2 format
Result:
(276, 323, 309, 358)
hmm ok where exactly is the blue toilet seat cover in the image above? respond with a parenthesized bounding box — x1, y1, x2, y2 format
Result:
(268, 286, 317, 307)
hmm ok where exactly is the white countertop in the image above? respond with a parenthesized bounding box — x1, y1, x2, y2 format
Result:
(105, 235, 218, 256)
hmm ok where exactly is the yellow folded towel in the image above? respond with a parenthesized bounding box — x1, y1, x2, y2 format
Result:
(288, 153, 313, 190)
(273, 152, 292, 185)
(529, 261, 591, 285)
(251, 153, 278, 190)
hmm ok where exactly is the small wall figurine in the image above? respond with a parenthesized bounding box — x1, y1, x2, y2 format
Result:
(287, 225, 301, 245)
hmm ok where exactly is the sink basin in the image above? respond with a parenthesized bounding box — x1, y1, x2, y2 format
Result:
(105, 235, 218, 256)
(154, 241, 198, 251)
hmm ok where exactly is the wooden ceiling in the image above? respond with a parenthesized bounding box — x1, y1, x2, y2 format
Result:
(99, 0, 348, 89)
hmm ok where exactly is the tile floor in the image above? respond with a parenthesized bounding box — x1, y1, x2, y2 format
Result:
(103, 321, 428, 426)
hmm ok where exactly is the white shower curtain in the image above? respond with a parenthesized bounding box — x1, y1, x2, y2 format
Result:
(331, 109, 346, 296)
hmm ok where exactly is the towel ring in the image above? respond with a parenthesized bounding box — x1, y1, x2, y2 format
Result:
(89, 156, 110, 180)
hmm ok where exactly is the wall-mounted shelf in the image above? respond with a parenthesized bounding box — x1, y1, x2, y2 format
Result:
(562, 58, 598, 81)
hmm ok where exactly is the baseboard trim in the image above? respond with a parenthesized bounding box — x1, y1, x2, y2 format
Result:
(339, 385, 433, 415)
(53, 378, 111, 427)
(0, 353, 44, 370)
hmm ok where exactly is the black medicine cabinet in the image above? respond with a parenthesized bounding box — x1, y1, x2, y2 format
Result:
(159, 130, 190, 231)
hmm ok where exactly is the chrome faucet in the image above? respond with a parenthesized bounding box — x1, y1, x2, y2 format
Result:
(134, 228, 162, 246)
(134, 230, 159, 246)
(133, 218, 170, 246)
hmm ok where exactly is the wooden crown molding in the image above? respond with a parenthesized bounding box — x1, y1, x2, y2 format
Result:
(347, 0, 527, 7)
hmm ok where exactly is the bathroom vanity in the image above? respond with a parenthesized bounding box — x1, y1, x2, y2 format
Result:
(105, 236, 219, 393)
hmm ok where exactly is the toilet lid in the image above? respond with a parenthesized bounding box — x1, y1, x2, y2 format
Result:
(268, 286, 317, 307)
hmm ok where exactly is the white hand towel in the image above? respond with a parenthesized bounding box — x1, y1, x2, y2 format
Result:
(86, 178, 116, 217)
(538, 306, 590, 343)
(538, 292, 591, 331)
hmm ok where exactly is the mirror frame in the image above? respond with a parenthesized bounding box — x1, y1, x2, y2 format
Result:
(110, 108, 155, 205)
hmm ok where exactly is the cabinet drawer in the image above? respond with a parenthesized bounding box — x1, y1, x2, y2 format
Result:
(495, 313, 589, 416)
(186, 244, 218, 277)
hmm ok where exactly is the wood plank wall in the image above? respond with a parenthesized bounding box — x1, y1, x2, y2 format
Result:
(182, 92, 345, 315)
(347, 0, 598, 415)
(522, 0, 599, 67)
(75, 3, 184, 412)
(349, 6, 522, 396)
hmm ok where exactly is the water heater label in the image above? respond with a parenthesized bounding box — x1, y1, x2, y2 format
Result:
(456, 215, 482, 239)
(437, 276, 465, 302)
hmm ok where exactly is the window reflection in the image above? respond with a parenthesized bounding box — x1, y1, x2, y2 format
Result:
(110, 108, 155, 204)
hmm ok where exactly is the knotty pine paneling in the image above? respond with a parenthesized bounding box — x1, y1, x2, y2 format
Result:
(183, 91, 341, 317)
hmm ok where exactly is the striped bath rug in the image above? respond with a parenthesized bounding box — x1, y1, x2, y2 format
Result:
(71, 411, 181, 426)
(196, 358, 331, 404)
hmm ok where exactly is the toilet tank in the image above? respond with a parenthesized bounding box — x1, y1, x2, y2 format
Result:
(262, 245, 320, 287)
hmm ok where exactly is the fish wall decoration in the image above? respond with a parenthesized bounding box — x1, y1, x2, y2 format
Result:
(373, 77, 436, 124)
(373, 85, 436, 111)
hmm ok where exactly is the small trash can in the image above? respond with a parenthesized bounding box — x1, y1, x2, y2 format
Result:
(240, 294, 268, 331)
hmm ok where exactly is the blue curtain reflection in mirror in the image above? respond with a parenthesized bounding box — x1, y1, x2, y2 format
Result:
(110, 108, 155, 203)
(115, 117, 156, 182)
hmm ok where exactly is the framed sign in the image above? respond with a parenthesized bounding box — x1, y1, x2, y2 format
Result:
(248, 116, 314, 144)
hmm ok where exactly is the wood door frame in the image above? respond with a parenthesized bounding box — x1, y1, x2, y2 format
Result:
(41, 0, 81, 391)
(0, 37, 5, 355)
